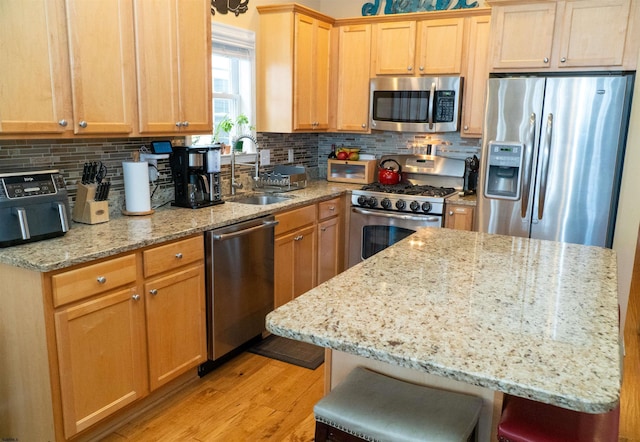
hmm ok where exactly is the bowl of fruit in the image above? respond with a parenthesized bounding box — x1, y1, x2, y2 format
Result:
(336, 147, 360, 161)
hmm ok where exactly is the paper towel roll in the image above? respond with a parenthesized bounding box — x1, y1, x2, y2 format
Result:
(123, 161, 151, 213)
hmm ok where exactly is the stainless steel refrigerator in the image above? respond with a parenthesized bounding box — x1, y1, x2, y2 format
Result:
(476, 74, 633, 247)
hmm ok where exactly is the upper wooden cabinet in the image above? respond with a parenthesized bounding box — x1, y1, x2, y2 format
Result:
(0, 0, 72, 135)
(257, 4, 333, 133)
(334, 24, 372, 132)
(461, 14, 491, 138)
(371, 18, 464, 75)
(133, 0, 212, 134)
(489, 0, 639, 71)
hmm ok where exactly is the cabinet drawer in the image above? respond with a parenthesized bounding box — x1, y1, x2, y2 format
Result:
(318, 197, 341, 221)
(275, 204, 316, 236)
(52, 254, 137, 307)
(143, 235, 204, 278)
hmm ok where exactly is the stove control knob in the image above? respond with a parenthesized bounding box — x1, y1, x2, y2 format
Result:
(409, 201, 420, 212)
(395, 199, 406, 210)
(381, 198, 392, 209)
(421, 202, 432, 213)
(357, 195, 367, 206)
(368, 196, 378, 208)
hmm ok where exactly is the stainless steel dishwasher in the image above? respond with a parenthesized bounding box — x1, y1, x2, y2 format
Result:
(202, 215, 277, 369)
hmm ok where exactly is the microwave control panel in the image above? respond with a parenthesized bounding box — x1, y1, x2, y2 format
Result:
(435, 90, 456, 122)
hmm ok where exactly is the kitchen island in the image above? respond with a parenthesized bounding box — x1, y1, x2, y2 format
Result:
(266, 228, 621, 441)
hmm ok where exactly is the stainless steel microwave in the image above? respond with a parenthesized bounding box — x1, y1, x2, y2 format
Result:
(369, 76, 463, 133)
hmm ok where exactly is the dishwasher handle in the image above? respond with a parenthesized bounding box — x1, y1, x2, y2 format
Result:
(211, 220, 279, 241)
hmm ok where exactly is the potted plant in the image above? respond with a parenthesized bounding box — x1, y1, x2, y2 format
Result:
(234, 113, 255, 152)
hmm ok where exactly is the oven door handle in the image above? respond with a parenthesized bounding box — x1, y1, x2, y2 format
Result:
(352, 207, 440, 223)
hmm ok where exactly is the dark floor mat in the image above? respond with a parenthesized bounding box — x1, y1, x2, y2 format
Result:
(248, 335, 324, 370)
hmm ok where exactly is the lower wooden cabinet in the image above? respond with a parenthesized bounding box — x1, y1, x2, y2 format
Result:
(445, 204, 475, 231)
(317, 197, 343, 285)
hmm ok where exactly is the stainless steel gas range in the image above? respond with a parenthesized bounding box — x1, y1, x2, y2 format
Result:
(348, 154, 464, 268)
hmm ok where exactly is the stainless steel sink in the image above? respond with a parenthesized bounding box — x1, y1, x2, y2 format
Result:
(230, 194, 292, 205)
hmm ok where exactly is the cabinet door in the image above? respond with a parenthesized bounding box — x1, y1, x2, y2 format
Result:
(134, 0, 211, 134)
(275, 224, 317, 308)
(318, 216, 340, 285)
(65, 0, 136, 134)
(557, 0, 631, 68)
(0, 0, 72, 134)
(145, 263, 206, 390)
(373, 21, 417, 75)
(336, 24, 371, 132)
(445, 205, 475, 231)
(461, 15, 491, 138)
(416, 18, 464, 74)
(54, 287, 147, 438)
(490, 3, 557, 69)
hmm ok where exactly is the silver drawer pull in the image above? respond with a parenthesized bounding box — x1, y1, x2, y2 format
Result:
(132, 294, 140, 301)
(294, 235, 303, 241)
(328, 206, 335, 211)
(175, 253, 183, 259)
(97, 276, 107, 284)
(150, 289, 158, 296)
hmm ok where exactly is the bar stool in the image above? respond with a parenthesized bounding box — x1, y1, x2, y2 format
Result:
(497, 394, 620, 442)
(314, 366, 484, 442)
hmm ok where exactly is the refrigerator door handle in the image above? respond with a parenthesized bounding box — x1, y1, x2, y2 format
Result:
(428, 81, 435, 130)
(537, 113, 553, 220)
(521, 113, 536, 219)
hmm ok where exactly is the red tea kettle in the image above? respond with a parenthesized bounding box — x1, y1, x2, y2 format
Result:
(378, 159, 402, 185)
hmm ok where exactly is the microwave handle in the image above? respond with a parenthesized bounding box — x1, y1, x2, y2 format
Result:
(428, 81, 435, 130)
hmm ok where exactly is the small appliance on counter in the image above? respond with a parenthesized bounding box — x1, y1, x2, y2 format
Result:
(254, 165, 307, 192)
(0, 169, 71, 247)
(462, 155, 479, 195)
(170, 145, 224, 209)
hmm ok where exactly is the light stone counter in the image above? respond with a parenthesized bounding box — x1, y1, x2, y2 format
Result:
(0, 181, 358, 272)
(266, 228, 621, 415)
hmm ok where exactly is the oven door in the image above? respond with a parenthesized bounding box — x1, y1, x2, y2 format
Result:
(348, 207, 442, 268)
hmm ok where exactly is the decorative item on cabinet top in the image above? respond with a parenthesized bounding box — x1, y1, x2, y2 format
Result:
(211, 0, 249, 16)
(362, 0, 479, 16)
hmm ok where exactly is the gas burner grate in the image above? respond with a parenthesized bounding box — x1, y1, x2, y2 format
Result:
(361, 183, 456, 197)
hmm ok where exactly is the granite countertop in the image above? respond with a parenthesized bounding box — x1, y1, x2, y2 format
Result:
(266, 228, 620, 414)
(446, 192, 477, 206)
(1, 181, 358, 272)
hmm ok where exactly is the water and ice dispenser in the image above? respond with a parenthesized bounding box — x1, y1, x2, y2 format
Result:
(484, 141, 524, 200)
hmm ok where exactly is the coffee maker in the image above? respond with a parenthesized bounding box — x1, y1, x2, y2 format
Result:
(462, 155, 480, 195)
(170, 145, 224, 209)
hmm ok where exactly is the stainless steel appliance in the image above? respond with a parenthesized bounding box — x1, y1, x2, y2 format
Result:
(170, 145, 223, 209)
(0, 169, 70, 247)
(477, 74, 634, 247)
(369, 76, 462, 133)
(348, 154, 463, 267)
(200, 215, 277, 373)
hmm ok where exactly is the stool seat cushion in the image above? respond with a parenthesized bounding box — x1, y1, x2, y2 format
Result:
(314, 367, 483, 442)
(498, 394, 620, 442)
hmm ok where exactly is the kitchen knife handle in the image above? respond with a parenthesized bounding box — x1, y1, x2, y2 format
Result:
(54, 202, 70, 233)
(14, 208, 30, 240)
(537, 113, 553, 220)
(521, 113, 536, 219)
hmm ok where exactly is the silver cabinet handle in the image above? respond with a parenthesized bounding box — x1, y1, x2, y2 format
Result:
(560, 57, 567, 63)
(79, 120, 87, 128)
(407, 66, 413, 71)
(543, 57, 549, 63)
(97, 276, 107, 284)
(449, 211, 454, 216)
(361, 123, 367, 128)
(14, 207, 30, 240)
(182, 121, 189, 127)
(321, 227, 327, 232)
(175, 252, 183, 259)
(150, 289, 158, 296)
(175, 121, 183, 127)
(294, 235, 303, 241)
(419, 66, 424, 71)
(328, 206, 335, 211)
(132, 294, 140, 301)
(58, 119, 68, 127)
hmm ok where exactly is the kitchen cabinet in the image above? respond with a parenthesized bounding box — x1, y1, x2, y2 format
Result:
(257, 4, 333, 133)
(445, 203, 475, 231)
(461, 14, 491, 138)
(317, 197, 343, 284)
(65, 0, 136, 135)
(334, 24, 372, 132)
(133, 0, 212, 134)
(371, 18, 464, 75)
(0, 0, 72, 135)
(489, 0, 638, 71)
(274, 205, 318, 308)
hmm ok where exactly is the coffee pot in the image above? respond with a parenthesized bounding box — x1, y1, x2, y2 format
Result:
(170, 145, 224, 209)
(463, 155, 479, 195)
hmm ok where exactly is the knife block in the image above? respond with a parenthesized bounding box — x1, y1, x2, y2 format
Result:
(73, 183, 109, 224)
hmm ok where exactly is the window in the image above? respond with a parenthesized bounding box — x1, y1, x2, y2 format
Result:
(192, 23, 255, 147)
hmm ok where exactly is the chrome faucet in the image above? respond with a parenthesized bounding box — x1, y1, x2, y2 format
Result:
(230, 134, 260, 195)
